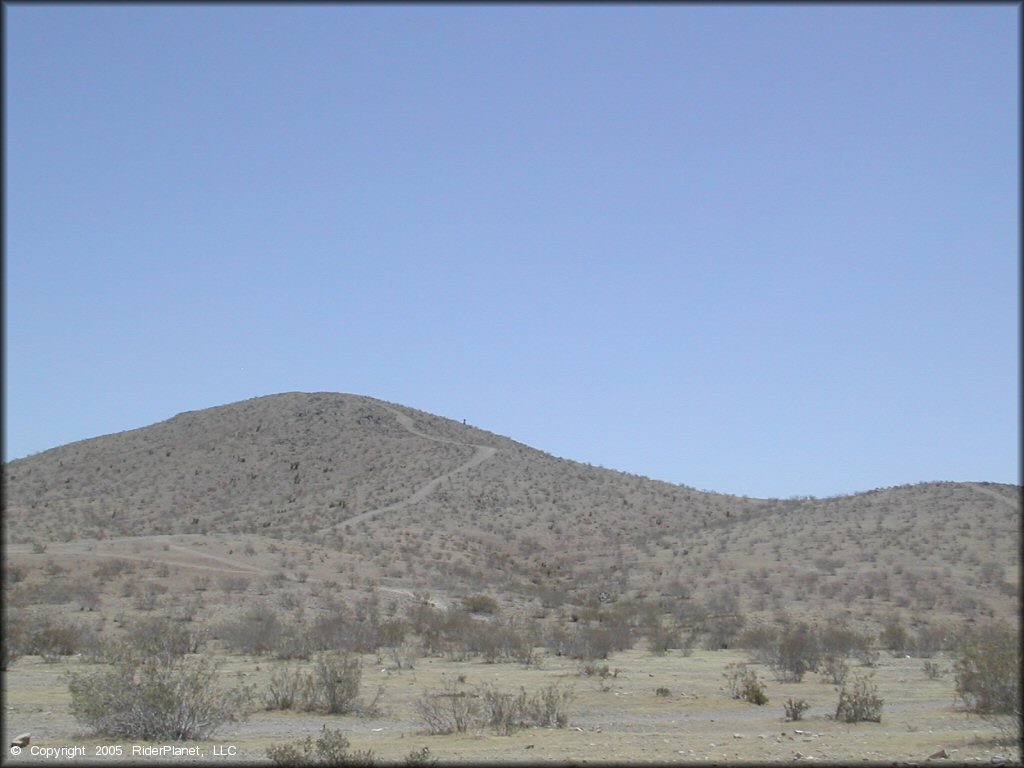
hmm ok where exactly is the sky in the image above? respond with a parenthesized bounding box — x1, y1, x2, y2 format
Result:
(4, 4, 1019, 499)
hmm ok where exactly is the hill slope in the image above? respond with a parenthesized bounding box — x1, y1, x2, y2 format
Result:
(3, 392, 1019, 633)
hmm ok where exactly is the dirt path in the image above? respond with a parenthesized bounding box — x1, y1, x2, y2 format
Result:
(6, 535, 271, 577)
(324, 404, 497, 531)
(968, 483, 1020, 511)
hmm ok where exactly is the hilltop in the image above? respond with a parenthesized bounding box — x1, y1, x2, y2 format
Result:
(3, 391, 1019, 634)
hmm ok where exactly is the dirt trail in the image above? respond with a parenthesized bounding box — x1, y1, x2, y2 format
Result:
(6, 534, 270, 577)
(325, 403, 497, 530)
(968, 483, 1020, 511)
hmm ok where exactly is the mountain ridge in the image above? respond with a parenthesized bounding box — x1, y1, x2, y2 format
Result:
(3, 391, 1019, 632)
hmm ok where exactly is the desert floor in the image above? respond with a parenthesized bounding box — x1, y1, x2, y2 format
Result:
(3, 648, 1020, 765)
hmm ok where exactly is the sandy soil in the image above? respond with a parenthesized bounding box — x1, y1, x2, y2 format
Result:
(3, 650, 1019, 765)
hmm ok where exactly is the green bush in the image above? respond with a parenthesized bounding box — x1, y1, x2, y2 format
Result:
(266, 726, 375, 766)
(953, 622, 1020, 716)
(261, 652, 368, 715)
(834, 675, 883, 723)
(403, 747, 438, 766)
(768, 622, 820, 683)
(724, 663, 768, 705)
(66, 651, 252, 740)
(784, 697, 810, 721)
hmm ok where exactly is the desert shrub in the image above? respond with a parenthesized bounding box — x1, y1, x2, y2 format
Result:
(416, 678, 479, 735)
(259, 652, 373, 715)
(737, 624, 778, 664)
(922, 660, 943, 680)
(478, 684, 528, 735)
(376, 619, 407, 648)
(834, 675, 884, 723)
(266, 726, 375, 766)
(310, 652, 363, 715)
(768, 622, 820, 682)
(93, 558, 135, 581)
(524, 682, 574, 728)
(218, 575, 250, 593)
(2, 642, 20, 670)
(462, 594, 499, 614)
(911, 624, 948, 658)
(66, 650, 252, 740)
(724, 663, 768, 705)
(562, 621, 632, 660)
(27, 617, 85, 662)
(953, 621, 1021, 732)
(272, 624, 314, 660)
(647, 620, 680, 655)
(701, 591, 746, 649)
(820, 654, 850, 686)
(403, 747, 438, 766)
(784, 697, 810, 721)
(817, 622, 868, 660)
(263, 665, 312, 711)
(127, 616, 204, 660)
(655, 687, 671, 697)
(880, 619, 909, 656)
(215, 605, 281, 655)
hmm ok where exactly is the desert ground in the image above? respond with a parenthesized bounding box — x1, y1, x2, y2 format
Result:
(3, 646, 1019, 765)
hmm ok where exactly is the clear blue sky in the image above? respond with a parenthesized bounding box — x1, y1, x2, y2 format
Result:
(4, 4, 1019, 498)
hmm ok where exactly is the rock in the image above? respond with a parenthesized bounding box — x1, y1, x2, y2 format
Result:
(733, 734, 744, 739)
(10, 733, 30, 749)
(929, 749, 949, 759)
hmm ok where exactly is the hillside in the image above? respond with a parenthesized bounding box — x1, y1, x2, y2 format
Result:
(3, 391, 1020, 637)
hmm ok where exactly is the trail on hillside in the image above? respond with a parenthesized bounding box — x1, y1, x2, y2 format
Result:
(324, 403, 497, 531)
(968, 483, 1020, 511)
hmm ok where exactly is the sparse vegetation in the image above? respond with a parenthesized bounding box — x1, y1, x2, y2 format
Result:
(784, 697, 810, 721)
(834, 675, 884, 723)
(953, 621, 1021, 741)
(66, 648, 252, 740)
(266, 726, 376, 766)
(1, 393, 1018, 762)
(724, 662, 768, 705)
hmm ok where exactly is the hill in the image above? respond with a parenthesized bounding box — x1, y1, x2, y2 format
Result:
(3, 391, 1020, 638)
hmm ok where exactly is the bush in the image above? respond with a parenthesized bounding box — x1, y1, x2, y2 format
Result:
(312, 652, 363, 715)
(834, 675, 883, 723)
(737, 624, 778, 664)
(66, 651, 252, 740)
(262, 652, 369, 715)
(403, 747, 438, 766)
(215, 605, 282, 655)
(768, 622, 820, 683)
(724, 663, 768, 705)
(263, 665, 311, 711)
(27, 617, 85, 662)
(127, 616, 204, 660)
(820, 654, 850, 686)
(523, 682, 573, 728)
(462, 594, 499, 614)
(880, 619, 909, 656)
(416, 678, 479, 735)
(784, 697, 810, 721)
(475, 682, 573, 735)
(953, 622, 1020, 716)
(647, 620, 680, 655)
(266, 726, 375, 766)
